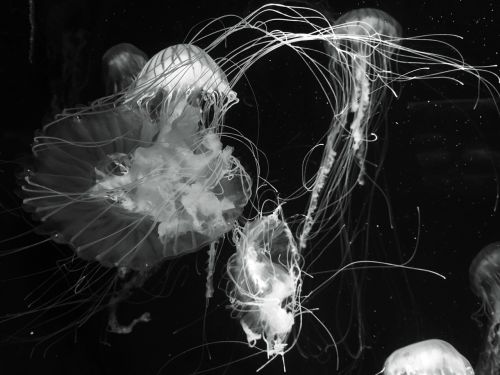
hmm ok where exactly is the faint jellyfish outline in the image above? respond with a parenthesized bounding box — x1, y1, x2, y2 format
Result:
(101, 42, 149, 96)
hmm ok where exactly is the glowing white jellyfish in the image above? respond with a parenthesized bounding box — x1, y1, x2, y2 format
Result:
(383, 339, 474, 375)
(226, 207, 302, 362)
(299, 8, 403, 249)
(17, 43, 251, 334)
(124, 43, 238, 130)
(329, 8, 402, 154)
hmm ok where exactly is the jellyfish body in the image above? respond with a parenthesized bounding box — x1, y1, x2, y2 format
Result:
(22, 44, 251, 272)
(383, 339, 474, 375)
(227, 208, 302, 358)
(101, 43, 148, 95)
(469, 242, 500, 375)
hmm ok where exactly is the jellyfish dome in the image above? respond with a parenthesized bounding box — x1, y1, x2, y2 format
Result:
(334, 8, 402, 43)
(469, 241, 500, 306)
(383, 339, 474, 375)
(101, 42, 148, 95)
(22, 44, 251, 272)
(123, 43, 237, 127)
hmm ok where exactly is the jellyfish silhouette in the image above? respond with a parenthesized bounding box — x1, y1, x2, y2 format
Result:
(470, 241, 500, 375)
(101, 43, 148, 95)
(383, 339, 474, 375)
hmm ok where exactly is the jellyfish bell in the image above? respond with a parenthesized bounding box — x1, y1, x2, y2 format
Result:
(123, 43, 237, 130)
(101, 43, 149, 95)
(331, 8, 402, 52)
(383, 339, 474, 375)
(469, 241, 500, 311)
(469, 242, 500, 375)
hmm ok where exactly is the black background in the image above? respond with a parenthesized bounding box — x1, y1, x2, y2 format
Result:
(1, 0, 499, 374)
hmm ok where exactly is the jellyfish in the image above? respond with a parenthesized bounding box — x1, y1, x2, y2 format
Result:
(226, 207, 302, 364)
(299, 8, 403, 249)
(469, 242, 500, 375)
(17, 42, 252, 335)
(101, 43, 149, 95)
(383, 339, 474, 375)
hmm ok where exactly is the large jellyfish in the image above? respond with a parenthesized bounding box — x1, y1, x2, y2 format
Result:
(16, 42, 252, 334)
(470, 242, 500, 375)
(24, 43, 250, 271)
(383, 339, 474, 375)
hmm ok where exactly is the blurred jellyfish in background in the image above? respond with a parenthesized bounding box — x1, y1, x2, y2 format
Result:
(470, 242, 500, 375)
(383, 339, 474, 375)
(101, 43, 148, 95)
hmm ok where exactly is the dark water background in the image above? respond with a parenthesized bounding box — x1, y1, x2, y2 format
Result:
(1, 0, 499, 374)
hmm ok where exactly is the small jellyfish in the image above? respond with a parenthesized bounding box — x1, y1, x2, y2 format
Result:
(383, 339, 474, 375)
(469, 242, 500, 375)
(101, 43, 148, 95)
(226, 207, 302, 364)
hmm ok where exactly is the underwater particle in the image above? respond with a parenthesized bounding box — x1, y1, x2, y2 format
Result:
(383, 339, 474, 375)
(101, 42, 148, 95)
(226, 207, 302, 361)
(469, 242, 500, 375)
